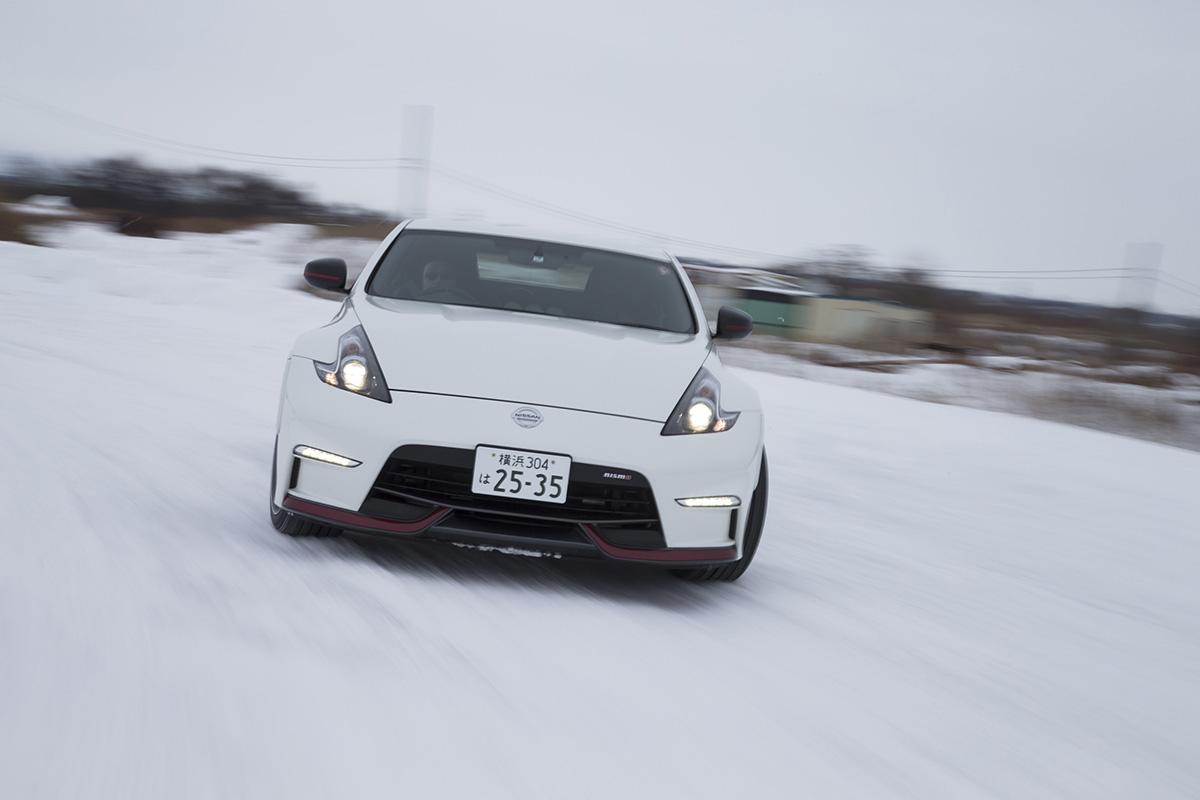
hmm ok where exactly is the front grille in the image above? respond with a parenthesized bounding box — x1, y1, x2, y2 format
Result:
(365, 445, 662, 527)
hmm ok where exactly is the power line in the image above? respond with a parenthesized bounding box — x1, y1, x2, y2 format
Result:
(428, 163, 797, 262)
(921, 266, 1132, 276)
(1158, 276, 1200, 301)
(932, 273, 1132, 282)
(1163, 270, 1200, 294)
(1, 90, 798, 259)
(4, 89, 1197, 288)
(0, 91, 412, 168)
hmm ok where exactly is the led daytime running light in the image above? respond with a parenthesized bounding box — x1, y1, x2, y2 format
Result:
(293, 445, 361, 468)
(676, 496, 741, 508)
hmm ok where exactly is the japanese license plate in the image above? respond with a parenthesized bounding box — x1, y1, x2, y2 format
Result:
(471, 446, 571, 504)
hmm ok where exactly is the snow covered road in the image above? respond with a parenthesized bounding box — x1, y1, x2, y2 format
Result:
(2, 226, 1199, 798)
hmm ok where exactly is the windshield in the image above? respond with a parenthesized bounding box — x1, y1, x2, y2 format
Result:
(366, 231, 696, 334)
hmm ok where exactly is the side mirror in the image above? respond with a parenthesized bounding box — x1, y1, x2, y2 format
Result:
(304, 258, 348, 293)
(714, 305, 753, 340)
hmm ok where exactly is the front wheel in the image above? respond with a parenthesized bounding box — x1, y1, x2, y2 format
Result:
(673, 452, 768, 582)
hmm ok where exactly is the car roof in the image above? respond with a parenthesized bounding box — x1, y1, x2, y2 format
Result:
(401, 218, 676, 262)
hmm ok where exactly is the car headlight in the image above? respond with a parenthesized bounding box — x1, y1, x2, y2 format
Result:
(661, 367, 739, 435)
(313, 325, 391, 403)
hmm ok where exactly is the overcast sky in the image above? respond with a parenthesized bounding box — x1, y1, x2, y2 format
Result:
(3, 0, 1198, 312)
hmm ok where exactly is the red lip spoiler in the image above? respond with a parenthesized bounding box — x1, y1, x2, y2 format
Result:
(283, 495, 449, 534)
(283, 496, 737, 563)
(579, 524, 737, 563)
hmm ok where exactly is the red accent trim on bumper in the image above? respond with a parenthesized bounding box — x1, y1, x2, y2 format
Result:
(579, 524, 738, 563)
(282, 498, 737, 564)
(283, 495, 448, 534)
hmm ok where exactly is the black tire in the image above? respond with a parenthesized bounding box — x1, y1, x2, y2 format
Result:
(269, 445, 342, 539)
(674, 452, 768, 582)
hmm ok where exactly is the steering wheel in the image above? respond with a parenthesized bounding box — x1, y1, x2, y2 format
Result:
(502, 285, 536, 310)
(419, 287, 476, 304)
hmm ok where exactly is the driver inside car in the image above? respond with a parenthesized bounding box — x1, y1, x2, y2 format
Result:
(419, 259, 476, 302)
(417, 260, 482, 303)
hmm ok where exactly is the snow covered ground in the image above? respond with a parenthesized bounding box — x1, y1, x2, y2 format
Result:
(2, 224, 1199, 798)
(722, 343, 1200, 452)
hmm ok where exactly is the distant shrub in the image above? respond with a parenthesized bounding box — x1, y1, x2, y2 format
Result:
(0, 204, 37, 245)
(0, 156, 382, 228)
(114, 213, 161, 238)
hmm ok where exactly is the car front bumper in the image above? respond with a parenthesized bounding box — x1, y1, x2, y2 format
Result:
(273, 358, 764, 563)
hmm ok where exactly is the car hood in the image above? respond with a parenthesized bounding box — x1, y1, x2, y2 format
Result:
(353, 296, 709, 421)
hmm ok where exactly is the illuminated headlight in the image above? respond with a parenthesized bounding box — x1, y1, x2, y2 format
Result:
(662, 367, 739, 435)
(293, 445, 361, 467)
(313, 325, 391, 403)
(340, 359, 369, 392)
(685, 401, 715, 433)
(676, 496, 740, 508)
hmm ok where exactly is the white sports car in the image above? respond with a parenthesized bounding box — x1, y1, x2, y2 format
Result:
(270, 220, 768, 580)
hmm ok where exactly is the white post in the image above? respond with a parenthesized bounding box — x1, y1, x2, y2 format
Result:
(1120, 242, 1163, 309)
(399, 105, 434, 219)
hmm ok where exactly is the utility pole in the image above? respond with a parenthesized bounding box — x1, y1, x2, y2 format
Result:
(1119, 242, 1163, 310)
(398, 105, 434, 219)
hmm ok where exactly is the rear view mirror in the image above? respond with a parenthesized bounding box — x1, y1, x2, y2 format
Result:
(304, 258, 348, 293)
(714, 305, 753, 340)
